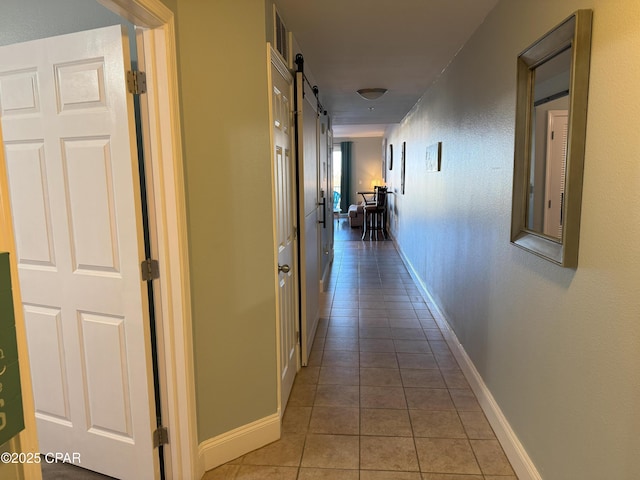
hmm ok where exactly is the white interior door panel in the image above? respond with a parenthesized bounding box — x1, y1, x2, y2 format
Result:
(0, 25, 157, 480)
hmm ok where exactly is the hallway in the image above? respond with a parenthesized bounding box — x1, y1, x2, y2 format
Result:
(204, 220, 517, 479)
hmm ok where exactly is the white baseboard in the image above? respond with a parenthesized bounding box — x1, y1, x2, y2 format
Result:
(198, 413, 281, 473)
(394, 242, 541, 480)
(319, 249, 334, 292)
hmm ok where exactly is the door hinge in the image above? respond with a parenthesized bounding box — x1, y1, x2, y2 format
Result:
(127, 70, 147, 95)
(153, 426, 169, 448)
(141, 259, 160, 281)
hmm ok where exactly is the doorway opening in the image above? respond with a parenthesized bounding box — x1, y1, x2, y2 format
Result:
(1, 25, 160, 480)
(0, 1, 197, 479)
(332, 147, 342, 217)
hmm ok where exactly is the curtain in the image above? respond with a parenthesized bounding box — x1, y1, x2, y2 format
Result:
(340, 141, 352, 213)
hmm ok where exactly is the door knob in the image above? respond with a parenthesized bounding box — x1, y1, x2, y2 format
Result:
(278, 264, 291, 273)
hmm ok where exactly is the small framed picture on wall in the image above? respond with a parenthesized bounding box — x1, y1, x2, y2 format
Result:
(401, 141, 406, 194)
(382, 138, 387, 182)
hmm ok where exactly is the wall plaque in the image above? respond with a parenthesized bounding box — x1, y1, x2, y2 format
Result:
(425, 142, 442, 172)
(0, 253, 24, 445)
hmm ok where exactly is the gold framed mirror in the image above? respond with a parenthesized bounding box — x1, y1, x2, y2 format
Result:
(511, 10, 593, 267)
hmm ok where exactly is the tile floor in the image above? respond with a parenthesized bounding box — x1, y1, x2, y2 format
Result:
(41, 461, 117, 479)
(203, 220, 517, 480)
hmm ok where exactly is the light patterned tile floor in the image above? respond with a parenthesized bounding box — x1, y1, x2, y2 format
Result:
(203, 220, 517, 480)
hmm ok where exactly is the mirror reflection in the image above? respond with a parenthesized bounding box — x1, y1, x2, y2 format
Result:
(511, 10, 592, 267)
(527, 47, 572, 240)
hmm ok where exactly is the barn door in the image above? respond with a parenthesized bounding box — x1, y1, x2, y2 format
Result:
(294, 72, 321, 366)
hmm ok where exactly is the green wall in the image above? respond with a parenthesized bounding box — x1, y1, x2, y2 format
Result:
(160, 0, 177, 13)
(175, 0, 278, 442)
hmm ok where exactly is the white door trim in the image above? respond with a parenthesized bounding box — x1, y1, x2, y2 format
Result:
(542, 109, 568, 239)
(0, 1, 197, 479)
(97, 1, 199, 479)
(268, 45, 299, 419)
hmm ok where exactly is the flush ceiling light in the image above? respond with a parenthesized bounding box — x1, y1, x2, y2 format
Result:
(356, 88, 387, 100)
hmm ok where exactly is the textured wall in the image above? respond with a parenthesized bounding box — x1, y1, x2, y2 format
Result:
(385, 0, 640, 478)
(0, 0, 128, 46)
(175, 0, 278, 442)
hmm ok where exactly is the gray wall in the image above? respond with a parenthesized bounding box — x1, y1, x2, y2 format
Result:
(385, 0, 640, 478)
(0, 0, 130, 47)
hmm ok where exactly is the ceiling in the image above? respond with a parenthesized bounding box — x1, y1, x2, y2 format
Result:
(273, 0, 498, 138)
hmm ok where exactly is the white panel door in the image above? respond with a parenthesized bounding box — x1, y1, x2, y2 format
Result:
(270, 50, 298, 412)
(543, 110, 569, 239)
(0, 26, 157, 480)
